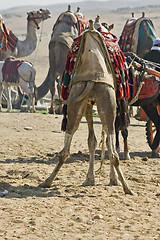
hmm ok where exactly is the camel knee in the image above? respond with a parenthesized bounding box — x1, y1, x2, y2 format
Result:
(109, 153, 120, 167)
(59, 149, 70, 164)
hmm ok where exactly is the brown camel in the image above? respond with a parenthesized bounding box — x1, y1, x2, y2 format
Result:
(35, 5, 88, 114)
(39, 20, 133, 195)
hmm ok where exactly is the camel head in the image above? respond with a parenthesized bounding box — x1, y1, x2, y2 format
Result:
(40, 8, 52, 20)
(94, 15, 114, 32)
(27, 9, 51, 29)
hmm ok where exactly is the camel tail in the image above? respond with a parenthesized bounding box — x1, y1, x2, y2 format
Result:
(35, 69, 51, 101)
(63, 81, 95, 104)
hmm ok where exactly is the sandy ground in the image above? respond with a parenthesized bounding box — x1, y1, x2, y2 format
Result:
(0, 5, 160, 240)
(0, 113, 160, 240)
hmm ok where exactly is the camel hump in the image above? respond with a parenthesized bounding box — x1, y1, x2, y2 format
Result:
(58, 5, 77, 24)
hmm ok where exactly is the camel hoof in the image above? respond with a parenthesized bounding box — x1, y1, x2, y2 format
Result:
(108, 179, 121, 186)
(151, 150, 160, 158)
(38, 178, 52, 188)
(124, 188, 134, 195)
(55, 106, 63, 115)
(82, 179, 95, 186)
(123, 152, 130, 160)
(49, 107, 54, 114)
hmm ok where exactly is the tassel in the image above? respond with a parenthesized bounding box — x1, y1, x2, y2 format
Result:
(61, 104, 68, 131)
(62, 104, 67, 115)
(61, 117, 67, 131)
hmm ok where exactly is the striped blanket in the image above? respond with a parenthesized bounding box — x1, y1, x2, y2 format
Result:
(0, 22, 18, 55)
(75, 14, 89, 34)
(2, 57, 23, 83)
(118, 17, 156, 57)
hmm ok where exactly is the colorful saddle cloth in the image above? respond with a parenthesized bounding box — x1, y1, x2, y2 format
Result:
(133, 76, 159, 99)
(118, 17, 156, 57)
(52, 11, 88, 35)
(130, 70, 159, 100)
(125, 52, 160, 100)
(75, 14, 89, 34)
(61, 28, 129, 101)
(2, 57, 23, 83)
(0, 20, 18, 55)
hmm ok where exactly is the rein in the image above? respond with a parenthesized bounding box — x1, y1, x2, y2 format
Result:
(27, 16, 42, 29)
(32, 20, 44, 65)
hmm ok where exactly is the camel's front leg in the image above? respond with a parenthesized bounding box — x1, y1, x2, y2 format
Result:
(83, 104, 97, 186)
(0, 82, 3, 111)
(107, 133, 133, 194)
(49, 73, 56, 114)
(5, 86, 12, 112)
(96, 129, 105, 174)
(28, 92, 35, 113)
(121, 128, 130, 160)
(39, 133, 72, 188)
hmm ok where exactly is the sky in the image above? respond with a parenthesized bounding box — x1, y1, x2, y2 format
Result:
(1, 0, 86, 10)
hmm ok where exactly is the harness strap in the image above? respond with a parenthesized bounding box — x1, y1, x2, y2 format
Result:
(27, 16, 40, 29)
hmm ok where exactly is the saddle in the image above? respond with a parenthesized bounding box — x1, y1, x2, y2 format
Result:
(52, 9, 88, 36)
(125, 52, 160, 101)
(119, 16, 156, 57)
(130, 70, 159, 100)
(2, 57, 23, 83)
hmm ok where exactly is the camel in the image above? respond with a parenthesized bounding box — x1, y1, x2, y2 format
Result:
(39, 20, 133, 195)
(0, 9, 51, 60)
(35, 5, 88, 114)
(115, 12, 157, 156)
(110, 52, 160, 162)
(0, 57, 36, 112)
(93, 15, 130, 162)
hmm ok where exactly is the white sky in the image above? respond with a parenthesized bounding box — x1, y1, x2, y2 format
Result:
(1, 0, 86, 10)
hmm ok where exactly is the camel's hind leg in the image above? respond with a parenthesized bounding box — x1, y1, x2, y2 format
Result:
(96, 85, 133, 194)
(39, 97, 87, 188)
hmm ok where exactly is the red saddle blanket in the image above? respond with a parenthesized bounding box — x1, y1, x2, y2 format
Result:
(75, 14, 89, 34)
(131, 75, 159, 99)
(2, 57, 23, 83)
(0, 23, 18, 53)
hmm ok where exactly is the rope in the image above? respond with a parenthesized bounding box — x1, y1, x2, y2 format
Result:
(32, 20, 44, 65)
(129, 82, 160, 87)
